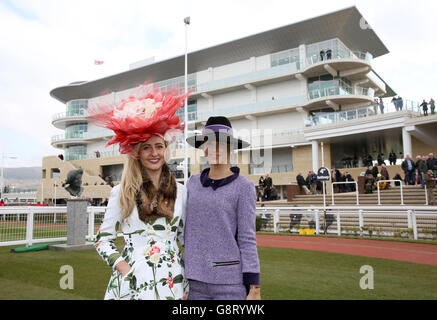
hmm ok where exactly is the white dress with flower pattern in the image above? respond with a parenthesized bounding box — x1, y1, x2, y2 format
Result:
(95, 183, 189, 300)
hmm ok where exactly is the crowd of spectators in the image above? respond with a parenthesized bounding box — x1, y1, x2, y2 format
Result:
(257, 174, 278, 201)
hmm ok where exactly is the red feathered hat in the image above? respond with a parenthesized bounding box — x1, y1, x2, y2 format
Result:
(87, 83, 191, 156)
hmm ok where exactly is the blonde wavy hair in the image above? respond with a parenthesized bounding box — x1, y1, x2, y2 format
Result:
(119, 139, 170, 219)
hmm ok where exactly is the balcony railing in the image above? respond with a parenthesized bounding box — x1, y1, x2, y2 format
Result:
(305, 100, 421, 127)
(64, 150, 122, 161)
(194, 95, 306, 122)
(52, 129, 113, 143)
(52, 110, 88, 121)
(308, 81, 370, 101)
(250, 164, 293, 175)
(306, 50, 370, 67)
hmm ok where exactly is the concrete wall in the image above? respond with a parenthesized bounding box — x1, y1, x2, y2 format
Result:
(256, 79, 301, 101)
(412, 136, 436, 158)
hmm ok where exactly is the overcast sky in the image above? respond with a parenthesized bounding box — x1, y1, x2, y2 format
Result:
(0, 0, 436, 167)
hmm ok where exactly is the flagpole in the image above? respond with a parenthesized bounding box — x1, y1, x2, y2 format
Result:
(183, 17, 190, 185)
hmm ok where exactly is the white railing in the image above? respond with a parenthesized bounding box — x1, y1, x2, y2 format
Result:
(377, 180, 404, 205)
(257, 206, 437, 240)
(0, 206, 106, 247)
(331, 181, 359, 205)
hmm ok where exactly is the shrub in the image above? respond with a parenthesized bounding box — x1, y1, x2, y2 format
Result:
(256, 216, 262, 231)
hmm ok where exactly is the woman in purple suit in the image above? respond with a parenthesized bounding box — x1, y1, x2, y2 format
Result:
(185, 116, 261, 300)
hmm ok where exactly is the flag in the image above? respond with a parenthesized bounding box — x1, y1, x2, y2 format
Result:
(94, 60, 104, 65)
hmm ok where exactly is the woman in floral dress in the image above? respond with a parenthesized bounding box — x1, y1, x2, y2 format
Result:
(90, 85, 190, 300)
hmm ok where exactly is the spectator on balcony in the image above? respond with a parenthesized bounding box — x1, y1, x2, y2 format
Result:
(308, 171, 318, 195)
(326, 49, 332, 59)
(332, 167, 341, 183)
(345, 172, 355, 192)
(296, 173, 311, 195)
(415, 155, 427, 189)
(338, 172, 347, 193)
(375, 173, 389, 190)
(319, 49, 325, 61)
(398, 97, 404, 111)
(352, 154, 358, 168)
(263, 174, 273, 201)
(365, 174, 375, 194)
(57, 154, 64, 161)
(401, 155, 416, 185)
(425, 170, 436, 205)
(391, 96, 399, 111)
(420, 100, 428, 116)
(393, 173, 403, 186)
(430, 98, 435, 115)
(380, 163, 390, 181)
(258, 176, 265, 200)
(95, 151, 101, 158)
(379, 98, 385, 114)
(377, 153, 385, 166)
(367, 153, 374, 166)
(389, 151, 397, 165)
(373, 99, 378, 114)
(427, 153, 437, 177)
(371, 165, 379, 179)
(365, 166, 372, 176)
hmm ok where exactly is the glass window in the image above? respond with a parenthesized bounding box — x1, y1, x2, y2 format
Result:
(270, 47, 300, 68)
(65, 123, 88, 139)
(65, 145, 87, 161)
(66, 99, 88, 116)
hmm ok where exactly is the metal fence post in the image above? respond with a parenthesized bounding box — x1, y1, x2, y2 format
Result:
(377, 182, 381, 205)
(315, 209, 320, 235)
(407, 210, 412, 229)
(25, 207, 34, 247)
(331, 183, 335, 205)
(400, 182, 404, 205)
(355, 182, 359, 205)
(411, 209, 418, 240)
(424, 185, 428, 205)
(273, 209, 280, 233)
(337, 210, 341, 236)
(359, 210, 364, 236)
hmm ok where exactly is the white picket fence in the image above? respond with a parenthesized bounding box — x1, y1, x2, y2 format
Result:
(257, 206, 437, 240)
(1, 205, 437, 247)
(0, 206, 106, 247)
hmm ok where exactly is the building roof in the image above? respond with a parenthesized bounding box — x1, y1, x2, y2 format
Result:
(51, 6, 390, 103)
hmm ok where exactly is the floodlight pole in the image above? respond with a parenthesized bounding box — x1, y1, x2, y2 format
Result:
(183, 16, 190, 185)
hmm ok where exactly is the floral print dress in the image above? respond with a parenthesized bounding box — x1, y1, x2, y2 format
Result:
(95, 183, 189, 300)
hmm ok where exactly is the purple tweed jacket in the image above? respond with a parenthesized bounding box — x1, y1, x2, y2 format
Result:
(184, 167, 260, 285)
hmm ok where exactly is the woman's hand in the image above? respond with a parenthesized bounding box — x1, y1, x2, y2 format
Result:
(246, 286, 261, 300)
(115, 260, 131, 277)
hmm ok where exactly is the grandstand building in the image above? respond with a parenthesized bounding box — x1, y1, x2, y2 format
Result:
(38, 6, 437, 204)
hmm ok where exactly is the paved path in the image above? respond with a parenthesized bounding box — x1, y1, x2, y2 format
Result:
(257, 234, 437, 267)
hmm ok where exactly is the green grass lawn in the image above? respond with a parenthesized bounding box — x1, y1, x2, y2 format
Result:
(0, 238, 436, 300)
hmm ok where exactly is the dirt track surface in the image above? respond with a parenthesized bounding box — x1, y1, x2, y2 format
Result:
(257, 234, 437, 267)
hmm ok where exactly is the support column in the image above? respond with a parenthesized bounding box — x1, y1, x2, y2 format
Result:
(312, 140, 319, 172)
(402, 127, 412, 158)
(299, 44, 306, 69)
